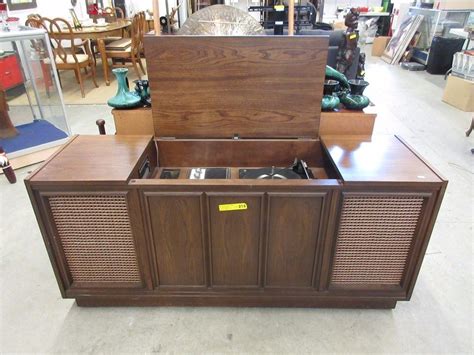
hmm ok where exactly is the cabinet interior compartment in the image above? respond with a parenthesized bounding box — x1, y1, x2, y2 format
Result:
(150, 138, 339, 181)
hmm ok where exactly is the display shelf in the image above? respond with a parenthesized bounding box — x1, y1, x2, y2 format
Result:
(0, 26, 70, 159)
(408, 7, 472, 64)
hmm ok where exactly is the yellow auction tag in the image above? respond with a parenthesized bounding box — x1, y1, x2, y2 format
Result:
(274, 5, 284, 11)
(349, 33, 357, 40)
(218, 203, 248, 212)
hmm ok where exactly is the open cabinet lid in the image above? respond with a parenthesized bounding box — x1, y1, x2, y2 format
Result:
(144, 35, 329, 139)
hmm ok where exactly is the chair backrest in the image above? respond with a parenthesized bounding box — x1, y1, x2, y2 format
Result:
(115, 7, 125, 19)
(48, 18, 82, 65)
(25, 16, 45, 30)
(133, 11, 147, 54)
(25, 13, 42, 24)
(24, 17, 49, 59)
(138, 11, 147, 35)
(103, 6, 125, 20)
(130, 14, 142, 56)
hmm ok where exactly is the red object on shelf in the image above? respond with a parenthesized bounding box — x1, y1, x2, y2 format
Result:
(87, 3, 99, 15)
(0, 53, 23, 91)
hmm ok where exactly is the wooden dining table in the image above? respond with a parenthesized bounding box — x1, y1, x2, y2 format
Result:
(51, 20, 131, 86)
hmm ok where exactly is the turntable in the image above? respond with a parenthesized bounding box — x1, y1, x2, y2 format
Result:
(158, 159, 314, 180)
(239, 159, 313, 180)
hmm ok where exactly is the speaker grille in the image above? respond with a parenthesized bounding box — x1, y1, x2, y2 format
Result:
(48, 195, 141, 285)
(330, 195, 424, 287)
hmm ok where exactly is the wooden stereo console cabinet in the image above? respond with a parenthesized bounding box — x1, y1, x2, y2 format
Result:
(25, 36, 447, 308)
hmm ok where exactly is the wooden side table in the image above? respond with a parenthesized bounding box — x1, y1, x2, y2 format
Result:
(110, 107, 377, 137)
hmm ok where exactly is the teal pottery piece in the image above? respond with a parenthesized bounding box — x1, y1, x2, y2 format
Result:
(107, 68, 142, 109)
(321, 95, 340, 111)
(340, 93, 370, 110)
(323, 79, 339, 95)
(325, 65, 350, 90)
(348, 79, 369, 95)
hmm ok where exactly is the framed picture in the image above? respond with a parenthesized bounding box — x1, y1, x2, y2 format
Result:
(6, 0, 37, 11)
(69, 8, 82, 29)
(382, 14, 424, 65)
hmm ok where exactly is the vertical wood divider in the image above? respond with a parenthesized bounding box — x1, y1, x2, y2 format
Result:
(152, 0, 161, 35)
(288, 0, 295, 36)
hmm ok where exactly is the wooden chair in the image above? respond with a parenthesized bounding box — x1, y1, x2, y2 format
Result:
(102, 6, 125, 21)
(26, 13, 42, 21)
(99, 7, 128, 47)
(105, 14, 145, 79)
(48, 18, 98, 98)
(137, 11, 147, 56)
(24, 17, 56, 95)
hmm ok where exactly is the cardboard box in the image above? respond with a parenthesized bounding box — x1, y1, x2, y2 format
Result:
(372, 36, 391, 57)
(434, 0, 473, 10)
(442, 75, 474, 112)
(332, 21, 347, 30)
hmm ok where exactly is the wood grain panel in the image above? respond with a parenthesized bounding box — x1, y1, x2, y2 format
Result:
(321, 135, 443, 183)
(265, 193, 325, 288)
(146, 193, 205, 286)
(113, 108, 155, 135)
(208, 194, 263, 287)
(320, 110, 376, 136)
(145, 36, 328, 138)
(28, 135, 154, 184)
(157, 139, 324, 167)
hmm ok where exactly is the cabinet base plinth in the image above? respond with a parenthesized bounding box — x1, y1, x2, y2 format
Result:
(75, 295, 397, 309)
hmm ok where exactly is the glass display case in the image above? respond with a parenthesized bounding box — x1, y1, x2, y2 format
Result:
(408, 7, 472, 64)
(0, 26, 69, 159)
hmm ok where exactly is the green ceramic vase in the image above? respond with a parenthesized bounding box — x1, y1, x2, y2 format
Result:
(107, 68, 141, 109)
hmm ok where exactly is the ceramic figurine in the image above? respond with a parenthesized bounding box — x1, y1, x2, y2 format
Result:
(336, 8, 360, 76)
(133, 79, 151, 107)
(357, 52, 366, 79)
(107, 68, 142, 109)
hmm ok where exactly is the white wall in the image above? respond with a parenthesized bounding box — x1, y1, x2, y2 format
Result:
(1, 0, 89, 51)
(126, 0, 184, 25)
(5, 0, 92, 25)
(323, 0, 384, 20)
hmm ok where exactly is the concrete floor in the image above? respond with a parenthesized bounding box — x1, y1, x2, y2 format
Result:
(1, 55, 473, 354)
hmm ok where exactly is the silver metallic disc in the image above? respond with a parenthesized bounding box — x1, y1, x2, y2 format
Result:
(178, 5, 265, 36)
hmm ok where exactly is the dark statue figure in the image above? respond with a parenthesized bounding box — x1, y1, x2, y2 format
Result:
(336, 7, 359, 76)
(357, 52, 366, 79)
